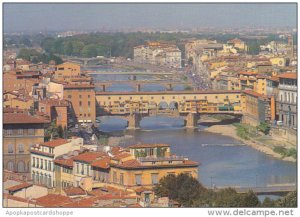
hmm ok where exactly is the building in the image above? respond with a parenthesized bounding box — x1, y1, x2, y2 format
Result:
(63, 83, 96, 123)
(54, 62, 81, 81)
(3, 111, 49, 175)
(242, 90, 273, 126)
(38, 99, 69, 128)
(134, 42, 182, 68)
(30, 137, 84, 188)
(277, 73, 297, 128)
(109, 144, 199, 189)
(3, 71, 40, 94)
(227, 38, 248, 52)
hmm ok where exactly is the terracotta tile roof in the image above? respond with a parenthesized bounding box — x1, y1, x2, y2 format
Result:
(127, 203, 143, 208)
(91, 157, 110, 169)
(112, 152, 132, 161)
(73, 151, 106, 163)
(127, 144, 170, 149)
(6, 182, 32, 192)
(63, 187, 86, 196)
(64, 84, 95, 89)
(41, 139, 69, 148)
(30, 149, 55, 157)
(54, 158, 74, 168)
(268, 76, 279, 82)
(111, 146, 122, 155)
(244, 90, 269, 99)
(3, 113, 50, 124)
(239, 71, 257, 76)
(3, 193, 36, 205)
(277, 72, 297, 79)
(62, 197, 98, 208)
(35, 194, 73, 207)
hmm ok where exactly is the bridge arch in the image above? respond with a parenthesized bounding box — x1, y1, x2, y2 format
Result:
(158, 101, 169, 110)
(169, 101, 179, 110)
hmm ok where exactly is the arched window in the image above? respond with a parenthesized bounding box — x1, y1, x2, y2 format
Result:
(32, 171, 35, 183)
(8, 144, 14, 153)
(17, 161, 25, 172)
(7, 161, 14, 171)
(18, 144, 24, 153)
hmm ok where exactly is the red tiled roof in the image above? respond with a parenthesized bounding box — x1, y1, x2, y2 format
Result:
(41, 139, 69, 148)
(277, 72, 297, 79)
(62, 197, 98, 208)
(91, 157, 110, 169)
(3, 113, 50, 124)
(112, 152, 132, 161)
(127, 203, 143, 208)
(63, 187, 86, 196)
(127, 144, 170, 149)
(64, 84, 95, 89)
(73, 152, 106, 163)
(3, 193, 36, 205)
(35, 194, 73, 207)
(244, 90, 268, 99)
(6, 182, 32, 192)
(239, 71, 257, 76)
(54, 158, 74, 168)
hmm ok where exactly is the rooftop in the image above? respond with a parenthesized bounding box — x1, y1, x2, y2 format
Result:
(72, 151, 106, 163)
(35, 194, 73, 207)
(6, 182, 32, 192)
(277, 72, 297, 80)
(127, 144, 170, 149)
(91, 156, 110, 169)
(3, 112, 50, 124)
(41, 139, 69, 148)
(63, 187, 86, 196)
(54, 158, 74, 168)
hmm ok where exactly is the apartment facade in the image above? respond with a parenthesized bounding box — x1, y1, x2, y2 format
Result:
(277, 73, 297, 128)
(3, 112, 49, 175)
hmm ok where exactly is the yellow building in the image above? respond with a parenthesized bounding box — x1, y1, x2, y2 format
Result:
(269, 57, 286, 67)
(54, 62, 81, 80)
(109, 144, 199, 189)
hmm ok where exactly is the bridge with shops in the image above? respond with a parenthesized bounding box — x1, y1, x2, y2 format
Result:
(93, 80, 195, 92)
(96, 90, 243, 129)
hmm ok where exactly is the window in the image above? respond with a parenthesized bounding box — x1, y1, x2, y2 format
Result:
(17, 129, 24, 135)
(81, 164, 84, 175)
(28, 128, 35, 135)
(120, 173, 124, 185)
(79, 95, 82, 99)
(32, 157, 36, 167)
(48, 161, 52, 171)
(40, 159, 43, 169)
(68, 95, 72, 99)
(5, 129, 12, 136)
(88, 101, 91, 106)
(150, 148, 154, 156)
(45, 160, 47, 170)
(79, 101, 82, 106)
(135, 174, 142, 185)
(88, 95, 90, 98)
(76, 163, 79, 173)
(17, 161, 25, 172)
(37, 158, 40, 168)
(18, 144, 24, 153)
(140, 97, 143, 100)
(8, 144, 14, 153)
(7, 161, 14, 171)
(119, 97, 122, 100)
(87, 166, 89, 176)
(113, 171, 117, 183)
(151, 173, 158, 184)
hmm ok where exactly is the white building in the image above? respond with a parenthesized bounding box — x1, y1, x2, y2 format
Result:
(30, 137, 83, 188)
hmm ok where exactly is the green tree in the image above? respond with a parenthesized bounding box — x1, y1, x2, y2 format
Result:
(240, 190, 260, 207)
(257, 122, 270, 135)
(261, 197, 277, 207)
(64, 41, 74, 56)
(45, 121, 62, 141)
(276, 191, 297, 207)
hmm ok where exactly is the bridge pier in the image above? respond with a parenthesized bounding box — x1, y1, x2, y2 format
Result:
(136, 84, 141, 92)
(101, 85, 106, 92)
(166, 84, 173, 91)
(126, 113, 142, 130)
(184, 113, 200, 129)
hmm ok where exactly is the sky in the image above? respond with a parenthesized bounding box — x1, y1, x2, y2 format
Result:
(3, 3, 297, 32)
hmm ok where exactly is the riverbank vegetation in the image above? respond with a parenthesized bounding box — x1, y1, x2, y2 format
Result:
(17, 48, 63, 64)
(154, 173, 297, 207)
(273, 146, 297, 159)
(233, 123, 257, 140)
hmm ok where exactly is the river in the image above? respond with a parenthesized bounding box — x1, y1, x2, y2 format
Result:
(91, 69, 297, 189)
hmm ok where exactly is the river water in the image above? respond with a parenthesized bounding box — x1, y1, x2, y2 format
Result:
(91, 70, 297, 189)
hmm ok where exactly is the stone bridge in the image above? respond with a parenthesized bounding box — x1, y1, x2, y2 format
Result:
(96, 90, 243, 129)
(93, 80, 195, 92)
